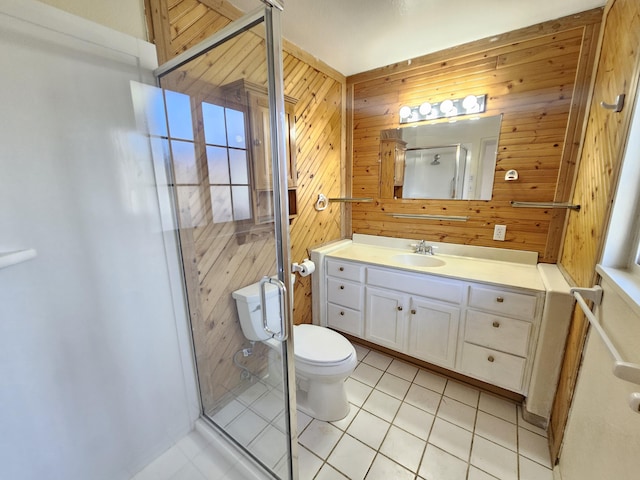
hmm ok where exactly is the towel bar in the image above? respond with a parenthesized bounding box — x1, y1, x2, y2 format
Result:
(571, 286, 640, 385)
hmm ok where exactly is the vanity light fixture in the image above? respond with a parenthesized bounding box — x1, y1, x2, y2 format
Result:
(399, 94, 487, 124)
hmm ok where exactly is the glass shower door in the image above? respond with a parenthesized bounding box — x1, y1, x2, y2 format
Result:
(152, 5, 297, 479)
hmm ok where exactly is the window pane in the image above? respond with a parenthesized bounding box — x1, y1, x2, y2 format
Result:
(226, 108, 246, 149)
(164, 90, 194, 141)
(232, 186, 251, 221)
(202, 102, 227, 146)
(229, 149, 249, 185)
(170, 140, 198, 184)
(210, 186, 232, 223)
(206, 146, 230, 184)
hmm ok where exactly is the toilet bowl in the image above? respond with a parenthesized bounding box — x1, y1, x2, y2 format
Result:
(232, 278, 357, 421)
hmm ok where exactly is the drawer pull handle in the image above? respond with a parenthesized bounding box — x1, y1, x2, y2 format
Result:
(397, 306, 403, 311)
(496, 297, 504, 303)
(339, 267, 344, 271)
(488, 355, 495, 363)
(492, 321, 500, 328)
(411, 309, 417, 314)
(340, 285, 345, 290)
(340, 311, 345, 316)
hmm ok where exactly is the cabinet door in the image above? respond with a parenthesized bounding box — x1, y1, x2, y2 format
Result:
(365, 287, 406, 351)
(407, 296, 460, 369)
(250, 95, 297, 190)
(249, 94, 272, 191)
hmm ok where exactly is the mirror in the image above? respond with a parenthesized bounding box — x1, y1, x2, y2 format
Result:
(380, 114, 502, 200)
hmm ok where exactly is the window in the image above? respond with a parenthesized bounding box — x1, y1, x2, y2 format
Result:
(202, 102, 251, 223)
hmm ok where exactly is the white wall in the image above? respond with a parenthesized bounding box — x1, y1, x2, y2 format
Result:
(558, 277, 640, 479)
(37, 0, 147, 40)
(0, 2, 197, 479)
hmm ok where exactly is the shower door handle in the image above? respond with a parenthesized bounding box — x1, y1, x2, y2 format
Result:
(259, 276, 289, 341)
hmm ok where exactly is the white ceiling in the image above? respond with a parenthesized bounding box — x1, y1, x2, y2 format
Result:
(228, 0, 605, 76)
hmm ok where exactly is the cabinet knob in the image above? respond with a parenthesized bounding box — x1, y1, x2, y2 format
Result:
(397, 306, 403, 311)
(339, 285, 345, 290)
(492, 321, 500, 328)
(487, 355, 495, 363)
(339, 267, 344, 272)
(340, 311, 345, 316)
(496, 297, 504, 303)
(411, 309, 417, 314)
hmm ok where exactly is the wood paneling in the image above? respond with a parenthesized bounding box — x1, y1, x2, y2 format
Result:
(348, 10, 603, 263)
(146, 0, 345, 410)
(550, 0, 640, 461)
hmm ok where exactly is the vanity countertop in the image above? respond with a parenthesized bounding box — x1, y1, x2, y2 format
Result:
(316, 235, 546, 291)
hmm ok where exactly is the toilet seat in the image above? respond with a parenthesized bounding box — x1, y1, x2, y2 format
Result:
(293, 324, 354, 367)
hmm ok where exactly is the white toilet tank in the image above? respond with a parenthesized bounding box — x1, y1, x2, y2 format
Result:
(232, 275, 294, 341)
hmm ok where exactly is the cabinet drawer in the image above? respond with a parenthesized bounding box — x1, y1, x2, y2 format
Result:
(460, 342, 526, 392)
(327, 303, 363, 337)
(327, 277, 363, 310)
(326, 259, 363, 282)
(465, 310, 531, 357)
(367, 267, 464, 304)
(468, 285, 538, 320)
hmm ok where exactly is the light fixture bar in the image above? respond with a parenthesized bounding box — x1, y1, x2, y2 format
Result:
(399, 94, 487, 124)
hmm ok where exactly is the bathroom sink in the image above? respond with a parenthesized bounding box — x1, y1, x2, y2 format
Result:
(391, 254, 446, 268)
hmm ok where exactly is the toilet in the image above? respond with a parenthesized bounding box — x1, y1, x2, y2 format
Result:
(232, 278, 357, 421)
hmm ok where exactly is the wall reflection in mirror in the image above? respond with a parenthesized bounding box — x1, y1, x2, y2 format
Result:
(380, 114, 502, 200)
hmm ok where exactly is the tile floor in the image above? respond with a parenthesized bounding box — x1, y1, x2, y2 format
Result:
(295, 343, 553, 480)
(133, 342, 554, 480)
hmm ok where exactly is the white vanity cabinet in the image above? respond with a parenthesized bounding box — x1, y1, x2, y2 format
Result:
(364, 286, 406, 351)
(365, 266, 465, 369)
(460, 285, 541, 391)
(318, 257, 544, 395)
(311, 235, 574, 420)
(407, 296, 461, 369)
(325, 259, 365, 336)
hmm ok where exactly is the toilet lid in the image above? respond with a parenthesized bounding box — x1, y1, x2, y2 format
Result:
(293, 324, 354, 365)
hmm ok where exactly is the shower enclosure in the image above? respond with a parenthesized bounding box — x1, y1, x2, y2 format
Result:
(149, 3, 298, 478)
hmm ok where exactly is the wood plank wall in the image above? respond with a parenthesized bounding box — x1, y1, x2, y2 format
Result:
(145, 0, 345, 408)
(347, 9, 603, 263)
(549, 0, 640, 460)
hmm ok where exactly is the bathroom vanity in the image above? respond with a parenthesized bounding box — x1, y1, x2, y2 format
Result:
(311, 234, 574, 424)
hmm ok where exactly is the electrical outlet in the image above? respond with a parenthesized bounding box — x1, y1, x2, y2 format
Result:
(493, 224, 507, 241)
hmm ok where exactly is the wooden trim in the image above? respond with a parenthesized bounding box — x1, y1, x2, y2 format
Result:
(282, 40, 346, 85)
(144, 0, 173, 64)
(343, 83, 354, 237)
(347, 7, 604, 86)
(544, 22, 602, 263)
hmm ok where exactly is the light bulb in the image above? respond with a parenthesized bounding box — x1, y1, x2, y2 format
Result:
(399, 106, 412, 119)
(439, 99, 454, 114)
(462, 95, 478, 111)
(419, 102, 432, 115)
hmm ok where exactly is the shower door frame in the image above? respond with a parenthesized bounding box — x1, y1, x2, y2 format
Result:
(154, 3, 298, 478)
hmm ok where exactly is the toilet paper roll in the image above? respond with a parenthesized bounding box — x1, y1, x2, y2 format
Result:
(297, 259, 315, 277)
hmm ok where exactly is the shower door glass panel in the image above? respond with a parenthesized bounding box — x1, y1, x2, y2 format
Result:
(153, 10, 295, 479)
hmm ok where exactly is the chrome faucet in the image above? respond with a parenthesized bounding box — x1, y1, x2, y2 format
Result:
(414, 240, 435, 255)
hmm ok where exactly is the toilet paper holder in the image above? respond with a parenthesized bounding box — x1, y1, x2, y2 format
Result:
(292, 259, 315, 277)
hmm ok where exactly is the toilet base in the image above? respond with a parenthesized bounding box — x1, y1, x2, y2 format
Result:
(295, 375, 350, 422)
